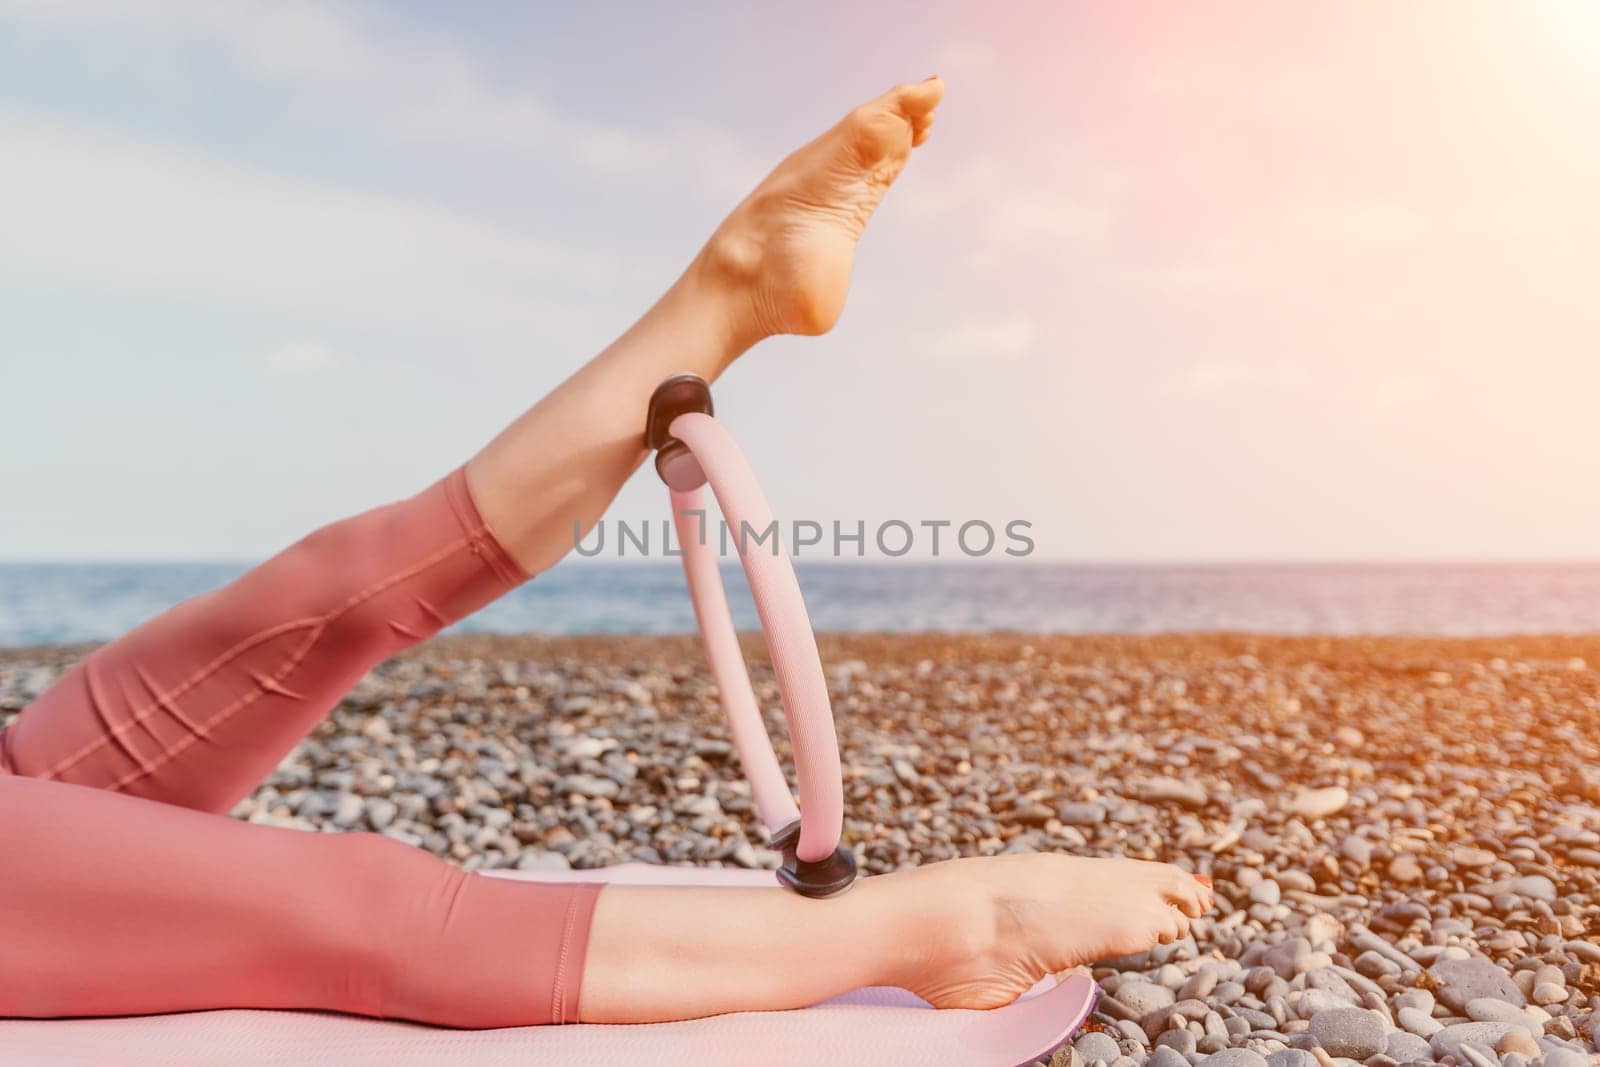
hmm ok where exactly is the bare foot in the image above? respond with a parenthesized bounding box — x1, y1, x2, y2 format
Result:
(697, 77, 944, 338)
(888, 854, 1215, 1011)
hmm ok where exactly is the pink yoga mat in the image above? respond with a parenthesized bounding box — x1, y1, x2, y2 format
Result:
(0, 866, 1099, 1067)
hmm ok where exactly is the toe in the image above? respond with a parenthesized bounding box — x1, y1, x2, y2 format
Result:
(843, 107, 913, 169)
(1158, 869, 1211, 918)
(1155, 908, 1186, 945)
(890, 76, 945, 119)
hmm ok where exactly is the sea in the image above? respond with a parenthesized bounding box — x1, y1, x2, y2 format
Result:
(3, 561, 1600, 647)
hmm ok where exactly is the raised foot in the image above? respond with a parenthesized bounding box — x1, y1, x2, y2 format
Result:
(698, 76, 945, 340)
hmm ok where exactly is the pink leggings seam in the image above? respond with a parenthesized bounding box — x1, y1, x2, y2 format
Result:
(39, 476, 523, 791)
(91, 529, 486, 795)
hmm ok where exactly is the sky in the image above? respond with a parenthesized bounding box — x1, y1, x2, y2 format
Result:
(2, 1, 1598, 562)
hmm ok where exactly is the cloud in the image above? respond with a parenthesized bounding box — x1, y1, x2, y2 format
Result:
(0, 0, 768, 198)
(1331, 201, 1431, 245)
(267, 340, 336, 375)
(1175, 359, 1254, 394)
(0, 106, 618, 343)
(903, 154, 1118, 265)
(933, 317, 1039, 360)
(1164, 357, 1317, 396)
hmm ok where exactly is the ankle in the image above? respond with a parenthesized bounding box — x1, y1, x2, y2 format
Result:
(865, 866, 1001, 992)
(687, 225, 778, 349)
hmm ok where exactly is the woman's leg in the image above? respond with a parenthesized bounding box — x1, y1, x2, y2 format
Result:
(0, 775, 1210, 1025)
(0, 774, 597, 1026)
(0, 467, 527, 812)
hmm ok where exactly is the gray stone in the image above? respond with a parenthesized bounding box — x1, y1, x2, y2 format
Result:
(1383, 1031, 1431, 1063)
(1148, 1047, 1189, 1067)
(1117, 979, 1178, 1022)
(1428, 958, 1526, 1013)
(1465, 999, 1541, 1030)
(1156, 1029, 1198, 1056)
(1397, 1008, 1442, 1038)
(1542, 1049, 1588, 1067)
(558, 773, 621, 799)
(1353, 951, 1401, 980)
(1266, 1051, 1315, 1067)
(332, 792, 365, 828)
(1308, 1008, 1387, 1060)
(364, 796, 398, 830)
(1076, 1031, 1122, 1064)
(1566, 940, 1600, 964)
(1250, 880, 1283, 906)
(1391, 990, 1434, 1014)
(515, 849, 571, 872)
(1430, 1023, 1519, 1060)
(1058, 802, 1109, 826)
(1508, 875, 1556, 902)
(1181, 970, 1221, 1001)
(1115, 1019, 1151, 1047)
(1301, 989, 1360, 1017)
(1286, 786, 1349, 819)
(1456, 1045, 1499, 1067)
(1265, 938, 1312, 980)
(1137, 777, 1208, 809)
(1531, 981, 1566, 1006)
(1195, 1050, 1269, 1067)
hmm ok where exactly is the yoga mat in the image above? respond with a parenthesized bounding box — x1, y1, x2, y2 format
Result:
(0, 866, 1099, 1067)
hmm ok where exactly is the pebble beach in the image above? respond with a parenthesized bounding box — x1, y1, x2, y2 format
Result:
(3, 632, 1599, 1067)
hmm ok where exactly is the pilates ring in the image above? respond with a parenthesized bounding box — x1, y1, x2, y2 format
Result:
(645, 374, 856, 899)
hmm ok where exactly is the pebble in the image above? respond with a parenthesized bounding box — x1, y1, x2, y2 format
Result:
(514, 850, 571, 872)
(1542, 1049, 1589, 1067)
(559, 773, 621, 800)
(1138, 777, 1208, 809)
(1148, 1047, 1189, 1067)
(364, 796, 398, 830)
(1387, 853, 1423, 883)
(1465, 999, 1542, 1030)
(1195, 1050, 1269, 1067)
(1382, 1031, 1430, 1062)
(1429, 957, 1527, 1012)
(1307, 1007, 1386, 1060)
(1075, 1031, 1122, 1064)
(1430, 1022, 1520, 1059)
(1265, 938, 1312, 980)
(1250, 880, 1283, 906)
(332, 792, 365, 828)
(1397, 1008, 1442, 1039)
(1507, 875, 1557, 902)
(1285, 787, 1349, 820)
(1266, 1051, 1315, 1067)
(1494, 1030, 1540, 1058)
(1058, 802, 1108, 826)
(1156, 1029, 1198, 1056)
(1115, 980, 1176, 1024)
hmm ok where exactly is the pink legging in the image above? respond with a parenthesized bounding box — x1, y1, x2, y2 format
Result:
(0, 468, 602, 1027)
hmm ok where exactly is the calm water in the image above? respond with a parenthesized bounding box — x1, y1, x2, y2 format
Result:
(3, 561, 1600, 647)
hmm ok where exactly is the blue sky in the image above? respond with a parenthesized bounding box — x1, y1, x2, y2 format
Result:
(3, 2, 1597, 562)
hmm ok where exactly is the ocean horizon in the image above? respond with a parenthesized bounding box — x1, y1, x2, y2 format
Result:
(5, 560, 1600, 648)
